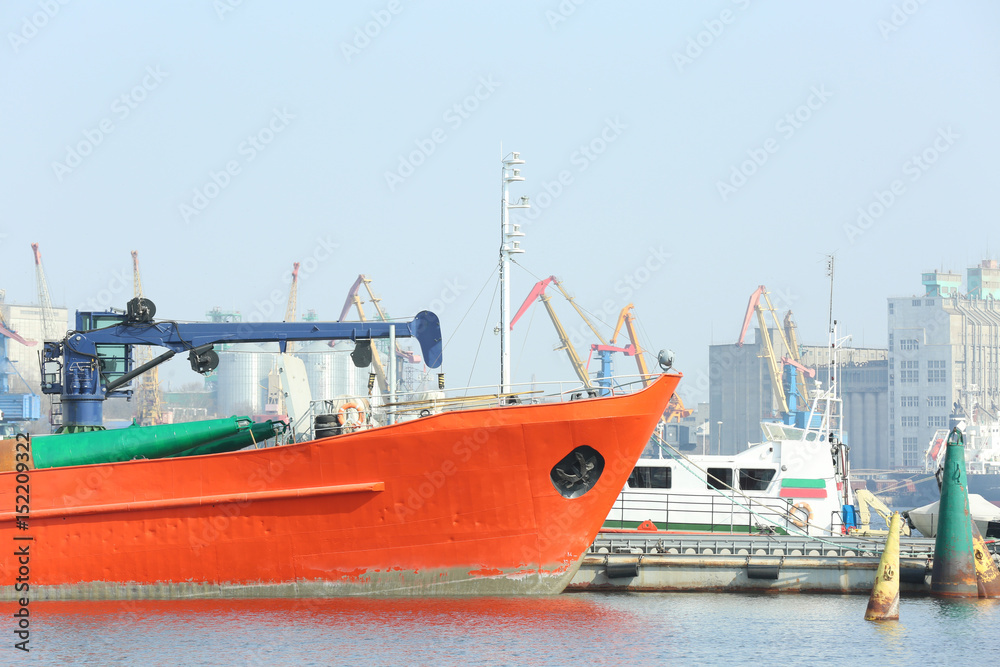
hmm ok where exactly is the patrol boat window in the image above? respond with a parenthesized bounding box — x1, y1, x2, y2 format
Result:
(738, 468, 776, 491)
(627, 466, 671, 489)
(707, 468, 733, 490)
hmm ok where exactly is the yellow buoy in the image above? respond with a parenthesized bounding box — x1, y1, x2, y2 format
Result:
(865, 512, 902, 621)
(971, 520, 1000, 598)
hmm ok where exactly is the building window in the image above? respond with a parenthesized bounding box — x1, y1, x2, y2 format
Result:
(928, 395, 947, 408)
(901, 416, 919, 428)
(902, 437, 920, 467)
(925, 299, 935, 306)
(900, 360, 918, 383)
(928, 416, 947, 428)
(927, 363, 946, 383)
(738, 469, 776, 491)
(900, 395, 919, 408)
(707, 468, 733, 490)
(889, 303, 894, 314)
(912, 299, 921, 307)
(899, 339, 919, 351)
(627, 466, 671, 489)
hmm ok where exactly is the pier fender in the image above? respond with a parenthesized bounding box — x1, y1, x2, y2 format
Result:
(605, 558, 639, 579)
(745, 557, 781, 580)
(899, 564, 929, 585)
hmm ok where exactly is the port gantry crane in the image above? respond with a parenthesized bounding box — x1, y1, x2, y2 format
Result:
(337, 275, 422, 394)
(131, 251, 163, 426)
(31, 243, 60, 341)
(607, 304, 690, 420)
(282, 262, 301, 356)
(31, 243, 64, 428)
(513, 280, 685, 418)
(737, 285, 814, 424)
(511, 276, 595, 390)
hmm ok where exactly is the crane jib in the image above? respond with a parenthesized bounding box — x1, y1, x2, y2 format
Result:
(41, 305, 443, 428)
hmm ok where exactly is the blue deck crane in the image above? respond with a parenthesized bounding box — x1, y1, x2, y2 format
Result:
(40, 298, 443, 430)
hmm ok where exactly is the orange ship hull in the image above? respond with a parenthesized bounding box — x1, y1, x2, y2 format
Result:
(1, 375, 679, 599)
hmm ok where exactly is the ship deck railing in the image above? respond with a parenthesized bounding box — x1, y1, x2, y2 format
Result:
(588, 532, 941, 559)
(282, 373, 658, 441)
(605, 489, 849, 538)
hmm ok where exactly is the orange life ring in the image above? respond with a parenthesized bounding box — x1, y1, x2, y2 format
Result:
(789, 502, 813, 528)
(337, 402, 366, 430)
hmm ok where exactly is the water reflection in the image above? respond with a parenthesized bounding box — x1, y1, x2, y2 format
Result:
(36, 596, 659, 666)
(931, 596, 1000, 620)
(29, 593, 1000, 666)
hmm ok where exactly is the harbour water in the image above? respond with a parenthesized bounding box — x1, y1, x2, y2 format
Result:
(24, 592, 1000, 665)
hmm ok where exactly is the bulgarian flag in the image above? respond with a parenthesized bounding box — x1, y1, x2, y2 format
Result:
(779, 478, 828, 499)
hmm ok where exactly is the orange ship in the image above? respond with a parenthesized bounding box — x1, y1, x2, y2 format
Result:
(1, 374, 679, 599)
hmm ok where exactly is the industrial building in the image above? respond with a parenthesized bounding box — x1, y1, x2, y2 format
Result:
(1, 302, 71, 393)
(709, 324, 888, 468)
(801, 346, 889, 471)
(887, 261, 1000, 469)
(709, 328, 783, 455)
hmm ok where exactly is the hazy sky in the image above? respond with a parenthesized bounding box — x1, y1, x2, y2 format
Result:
(3, 1, 998, 400)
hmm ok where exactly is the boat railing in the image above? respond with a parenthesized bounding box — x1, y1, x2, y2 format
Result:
(280, 373, 659, 442)
(607, 489, 811, 535)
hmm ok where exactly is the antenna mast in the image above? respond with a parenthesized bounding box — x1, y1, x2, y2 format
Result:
(499, 151, 529, 394)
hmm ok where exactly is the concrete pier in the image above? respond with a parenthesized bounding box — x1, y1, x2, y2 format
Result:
(567, 532, 999, 595)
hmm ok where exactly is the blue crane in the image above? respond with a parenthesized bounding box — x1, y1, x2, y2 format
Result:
(40, 298, 443, 429)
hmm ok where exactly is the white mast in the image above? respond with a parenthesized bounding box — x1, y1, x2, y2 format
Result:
(500, 152, 529, 394)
